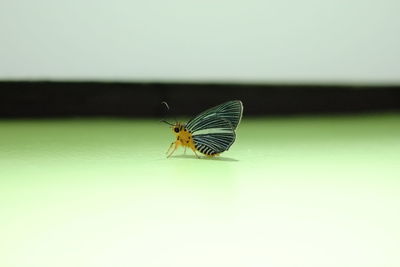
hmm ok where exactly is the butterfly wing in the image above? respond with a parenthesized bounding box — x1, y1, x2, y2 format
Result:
(185, 100, 243, 155)
(185, 100, 243, 131)
(189, 116, 236, 155)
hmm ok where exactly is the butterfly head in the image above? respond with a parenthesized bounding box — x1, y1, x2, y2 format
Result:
(161, 120, 184, 135)
(172, 122, 184, 135)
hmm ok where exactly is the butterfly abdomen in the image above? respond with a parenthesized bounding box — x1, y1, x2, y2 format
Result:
(194, 142, 219, 156)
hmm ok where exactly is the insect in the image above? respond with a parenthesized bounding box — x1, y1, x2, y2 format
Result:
(162, 100, 243, 158)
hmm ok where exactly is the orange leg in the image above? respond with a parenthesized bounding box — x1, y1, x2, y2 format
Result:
(167, 142, 179, 158)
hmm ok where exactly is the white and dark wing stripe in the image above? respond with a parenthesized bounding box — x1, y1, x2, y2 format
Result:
(191, 117, 236, 155)
(185, 100, 243, 132)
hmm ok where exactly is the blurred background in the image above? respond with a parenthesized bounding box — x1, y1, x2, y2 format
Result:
(1, 1, 400, 267)
(1, 0, 399, 117)
(1, 0, 400, 84)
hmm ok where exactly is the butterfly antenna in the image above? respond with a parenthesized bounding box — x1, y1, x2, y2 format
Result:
(161, 120, 174, 126)
(161, 101, 170, 111)
(160, 101, 175, 126)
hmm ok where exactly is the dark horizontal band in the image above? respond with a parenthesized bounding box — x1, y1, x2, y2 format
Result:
(1, 81, 399, 117)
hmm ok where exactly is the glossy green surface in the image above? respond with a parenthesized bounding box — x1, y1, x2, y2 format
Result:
(1, 114, 400, 267)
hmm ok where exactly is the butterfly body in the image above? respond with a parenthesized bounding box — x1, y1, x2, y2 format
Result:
(172, 123, 197, 154)
(165, 100, 243, 158)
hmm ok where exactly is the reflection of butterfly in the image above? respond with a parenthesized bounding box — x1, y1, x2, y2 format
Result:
(163, 100, 243, 158)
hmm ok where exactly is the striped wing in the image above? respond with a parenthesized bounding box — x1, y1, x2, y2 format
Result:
(190, 117, 236, 155)
(185, 100, 243, 131)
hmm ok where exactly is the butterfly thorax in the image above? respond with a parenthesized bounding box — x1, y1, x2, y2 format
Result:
(172, 122, 195, 148)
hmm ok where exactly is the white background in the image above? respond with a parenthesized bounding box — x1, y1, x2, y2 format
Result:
(1, 0, 399, 84)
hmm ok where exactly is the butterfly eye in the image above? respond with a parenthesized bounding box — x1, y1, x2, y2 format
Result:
(174, 127, 179, 133)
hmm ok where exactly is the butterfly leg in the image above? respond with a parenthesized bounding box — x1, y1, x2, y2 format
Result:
(191, 147, 200, 159)
(184, 146, 187, 155)
(166, 142, 175, 155)
(167, 142, 179, 158)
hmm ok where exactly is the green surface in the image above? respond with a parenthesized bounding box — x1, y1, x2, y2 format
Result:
(1, 114, 400, 267)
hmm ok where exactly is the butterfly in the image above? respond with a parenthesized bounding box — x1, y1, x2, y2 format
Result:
(163, 100, 243, 158)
